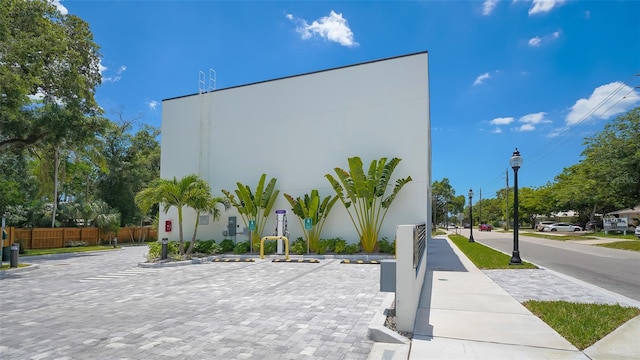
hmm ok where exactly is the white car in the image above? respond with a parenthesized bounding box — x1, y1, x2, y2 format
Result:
(635, 226, 640, 239)
(542, 222, 582, 232)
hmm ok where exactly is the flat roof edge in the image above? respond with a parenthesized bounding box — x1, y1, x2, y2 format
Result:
(162, 50, 428, 102)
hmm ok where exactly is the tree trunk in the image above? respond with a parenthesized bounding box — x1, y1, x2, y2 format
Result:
(51, 147, 60, 228)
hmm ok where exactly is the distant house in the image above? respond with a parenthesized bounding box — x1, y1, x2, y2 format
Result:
(159, 52, 432, 244)
(607, 206, 640, 226)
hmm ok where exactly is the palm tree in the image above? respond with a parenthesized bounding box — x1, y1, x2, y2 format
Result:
(185, 195, 224, 255)
(135, 174, 213, 256)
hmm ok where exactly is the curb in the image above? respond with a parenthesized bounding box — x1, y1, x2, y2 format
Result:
(367, 293, 411, 360)
(0, 263, 40, 277)
(368, 293, 411, 345)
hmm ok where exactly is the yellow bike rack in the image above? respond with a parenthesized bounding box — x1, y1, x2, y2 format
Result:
(260, 236, 289, 260)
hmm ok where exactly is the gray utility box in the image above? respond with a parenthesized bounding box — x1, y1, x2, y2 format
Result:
(380, 259, 396, 292)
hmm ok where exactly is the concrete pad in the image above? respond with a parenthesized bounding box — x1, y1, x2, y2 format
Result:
(367, 342, 410, 360)
(424, 272, 531, 314)
(583, 315, 640, 360)
(414, 308, 576, 350)
(410, 336, 589, 360)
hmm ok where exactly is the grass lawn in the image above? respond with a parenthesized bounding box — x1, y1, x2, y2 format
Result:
(23, 245, 120, 256)
(448, 233, 640, 350)
(448, 234, 537, 269)
(524, 300, 640, 350)
(0, 263, 30, 270)
(596, 240, 640, 252)
(519, 231, 596, 241)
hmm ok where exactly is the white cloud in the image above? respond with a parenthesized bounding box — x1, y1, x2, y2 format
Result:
(519, 112, 551, 124)
(147, 100, 159, 111)
(513, 112, 551, 131)
(529, 0, 565, 15)
(528, 30, 561, 47)
(566, 82, 640, 125)
(288, 11, 358, 47)
(528, 36, 542, 47)
(473, 72, 491, 86)
(492, 127, 503, 134)
(102, 65, 127, 83)
(515, 124, 536, 132)
(98, 60, 107, 74)
(482, 0, 498, 15)
(490, 117, 515, 125)
(50, 0, 68, 15)
(546, 127, 567, 138)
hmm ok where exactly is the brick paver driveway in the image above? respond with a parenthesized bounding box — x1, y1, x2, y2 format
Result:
(0, 246, 386, 359)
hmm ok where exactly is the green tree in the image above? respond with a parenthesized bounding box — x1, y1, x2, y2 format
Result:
(580, 107, 640, 209)
(432, 178, 455, 226)
(135, 174, 213, 256)
(186, 194, 224, 256)
(97, 119, 160, 226)
(222, 174, 279, 247)
(0, 150, 36, 218)
(326, 156, 412, 253)
(0, 0, 103, 151)
(284, 190, 338, 253)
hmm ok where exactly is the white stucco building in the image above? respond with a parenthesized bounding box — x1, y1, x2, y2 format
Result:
(159, 51, 431, 245)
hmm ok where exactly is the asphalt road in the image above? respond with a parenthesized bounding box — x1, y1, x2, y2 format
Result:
(455, 228, 640, 302)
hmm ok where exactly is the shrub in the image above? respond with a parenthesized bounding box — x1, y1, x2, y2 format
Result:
(291, 237, 307, 255)
(378, 238, 395, 254)
(233, 241, 250, 254)
(263, 240, 277, 255)
(147, 241, 180, 261)
(315, 239, 328, 255)
(64, 241, 87, 248)
(220, 239, 235, 253)
(323, 238, 337, 253)
(194, 239, 218, 254)
(333, 238, 347, 254)
(344, 243, 360, 254)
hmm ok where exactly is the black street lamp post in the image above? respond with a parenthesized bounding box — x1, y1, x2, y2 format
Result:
(468, 188, 474, 243)
(509, 148, 523, 265)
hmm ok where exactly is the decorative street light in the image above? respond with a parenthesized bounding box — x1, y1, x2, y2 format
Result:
(509, 148, 523, 265)
(468, 188, 474, 243)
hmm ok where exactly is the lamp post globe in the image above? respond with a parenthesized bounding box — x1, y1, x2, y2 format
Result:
(468, 188, 474, 243)
(509, 148, 523, 265)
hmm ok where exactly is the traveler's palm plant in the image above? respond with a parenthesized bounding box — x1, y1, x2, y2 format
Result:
(222, 174, 279, 246)
(326, 156, 412, 253)
(284, 190, 338, 252)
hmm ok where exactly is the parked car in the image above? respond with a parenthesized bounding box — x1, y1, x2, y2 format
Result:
(635, 226, 640, 239)
(585, 220, 604, 231)
(479, 224, 492, 231)
(536, 221, 555, 232)
(542, 222, 582, 232)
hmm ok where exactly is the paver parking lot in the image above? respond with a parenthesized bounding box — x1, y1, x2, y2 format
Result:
(0, 246, 386, 359)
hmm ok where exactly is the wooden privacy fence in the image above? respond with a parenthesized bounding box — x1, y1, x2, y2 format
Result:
(2, 227, 158, 250)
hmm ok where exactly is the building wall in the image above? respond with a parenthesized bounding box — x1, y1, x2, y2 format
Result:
(160, 52, 431, 244)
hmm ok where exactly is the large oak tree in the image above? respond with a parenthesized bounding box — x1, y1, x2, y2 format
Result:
(0, 0, 103, 151)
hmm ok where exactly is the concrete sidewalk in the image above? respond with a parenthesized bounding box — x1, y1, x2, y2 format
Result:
(411, 238, 587, 359)
(370, 237, 640, 360)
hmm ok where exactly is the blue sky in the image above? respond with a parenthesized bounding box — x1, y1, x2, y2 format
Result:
(56, 0, 639, 200)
